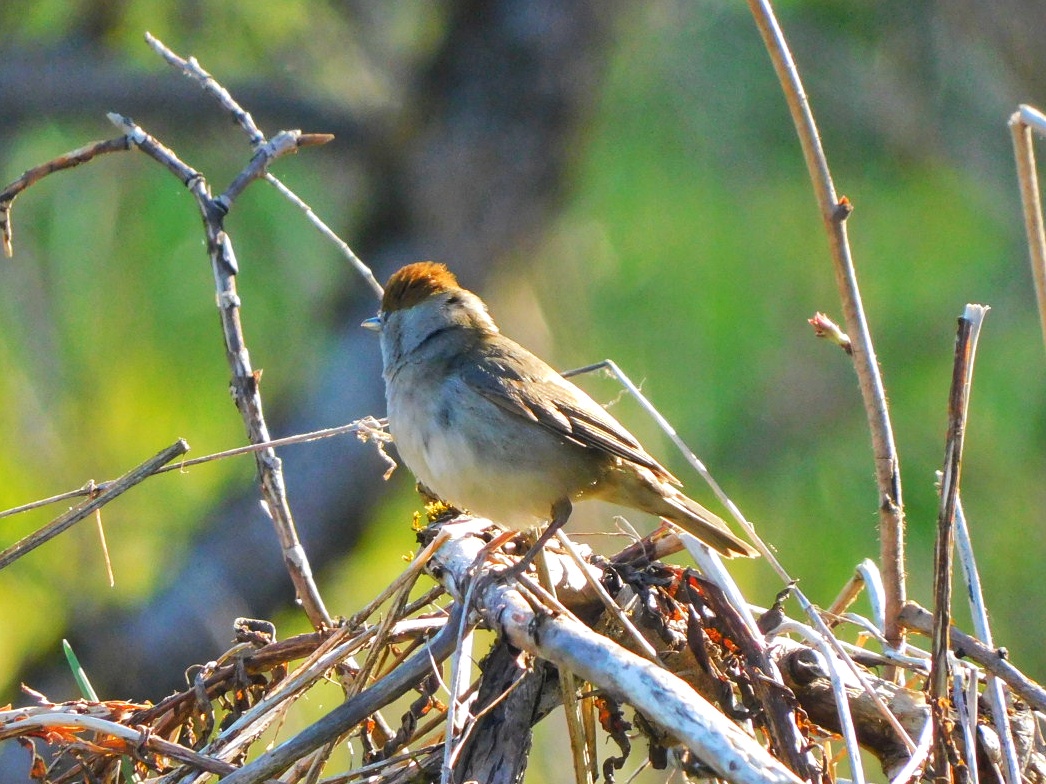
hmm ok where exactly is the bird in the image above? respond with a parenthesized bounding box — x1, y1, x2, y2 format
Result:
(362, 261, 757, 560)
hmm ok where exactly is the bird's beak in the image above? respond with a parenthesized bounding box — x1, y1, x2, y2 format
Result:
(361, 316, 382, 332)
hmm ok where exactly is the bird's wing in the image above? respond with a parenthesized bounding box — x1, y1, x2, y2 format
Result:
(457, 344, 679, 483)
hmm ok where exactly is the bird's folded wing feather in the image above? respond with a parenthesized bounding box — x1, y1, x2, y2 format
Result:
(459, 352, 679, 483)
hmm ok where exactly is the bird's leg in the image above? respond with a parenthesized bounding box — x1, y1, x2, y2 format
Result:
(500, 497, 572, 580)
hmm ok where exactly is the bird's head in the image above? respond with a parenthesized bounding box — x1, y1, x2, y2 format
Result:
(363, 262, 498, 367)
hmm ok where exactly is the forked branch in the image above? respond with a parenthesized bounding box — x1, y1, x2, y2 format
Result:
(0, 46, 336, 629)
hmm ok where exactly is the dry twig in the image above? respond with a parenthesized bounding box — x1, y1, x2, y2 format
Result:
(143, 32, 384, 300)
(0, 419, 388, 521)
(0, 440, 188, 571)
(746, 0, 908, 657)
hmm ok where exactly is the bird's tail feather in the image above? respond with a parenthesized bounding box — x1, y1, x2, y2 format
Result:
(660, 493, 759, 558)
(598, 468, 758, 558)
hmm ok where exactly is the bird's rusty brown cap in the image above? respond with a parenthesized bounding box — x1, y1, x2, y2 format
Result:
(381, 262, 462, 313)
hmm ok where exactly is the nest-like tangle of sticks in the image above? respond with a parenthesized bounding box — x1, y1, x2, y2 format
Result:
(5, 515, 1046, 784)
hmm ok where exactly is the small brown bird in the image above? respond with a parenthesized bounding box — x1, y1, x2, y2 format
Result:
(363, 262, 757, 559)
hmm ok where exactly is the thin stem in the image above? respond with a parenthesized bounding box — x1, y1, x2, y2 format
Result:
(264, 173, 383, 299)
(0, 419, 388, 521)
(574, 358, 915, 753)
(1, 137, 133, 257)
(899, 601, 1046, 715)
(106, 109, 335, 630)
(218, 603, 468, 784)
(955, 500, 1020, 784)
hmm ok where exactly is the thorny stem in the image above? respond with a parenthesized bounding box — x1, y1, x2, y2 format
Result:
(747, 0, 907, 657)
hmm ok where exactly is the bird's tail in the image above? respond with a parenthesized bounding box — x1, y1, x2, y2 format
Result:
(600, 468, 758, 558)
(659, 491, 759, 558)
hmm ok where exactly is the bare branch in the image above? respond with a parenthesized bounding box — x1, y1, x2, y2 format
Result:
(746, 0, 908, 656)
(571, 359, 914, 756)
(432, 521, 803, 784)
(0, 136, 133, 257)
(0, 709, 235, 775)
(218, 129, 333, 208)
(101, 106, 337, 628)
(0, 62, 337, 626)
(145, 31, 267, 145)
(263, 172, 384, 299)
(0, 419, 388, 521)
(144, 32, 384, 299)
(954, 496, 1022, 784)
(217, 603, 468, 784)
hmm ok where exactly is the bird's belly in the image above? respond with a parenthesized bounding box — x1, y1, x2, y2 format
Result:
(389, 388, 597, 528)
(409, 424, 572, 527)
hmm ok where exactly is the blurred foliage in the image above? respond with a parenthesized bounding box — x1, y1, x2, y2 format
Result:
(1, 4, 1046, 779)
(1, 0, 446, 108)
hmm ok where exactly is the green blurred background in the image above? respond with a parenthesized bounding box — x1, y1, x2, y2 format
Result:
(1, 0, 1045, 777)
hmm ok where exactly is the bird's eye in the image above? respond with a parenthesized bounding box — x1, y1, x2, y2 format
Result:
(446, 294, 462, 306)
